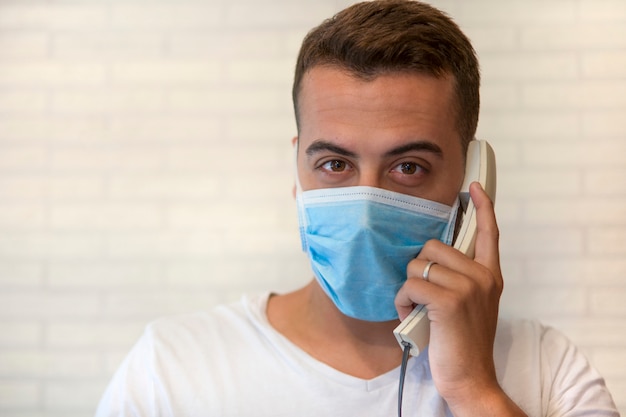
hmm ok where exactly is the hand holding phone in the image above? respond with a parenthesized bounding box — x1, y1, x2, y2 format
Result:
(393, 140, 497, 356)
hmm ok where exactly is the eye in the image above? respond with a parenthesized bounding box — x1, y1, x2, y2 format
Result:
(320, 159, 348, 172)
(392, 161, 425, 175)
(312, 157, 355, 185)
(388, 159, 430, 188)
(399, 162, 418, 175)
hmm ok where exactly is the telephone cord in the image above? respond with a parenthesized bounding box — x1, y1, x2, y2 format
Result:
(397, 341, 412, 417)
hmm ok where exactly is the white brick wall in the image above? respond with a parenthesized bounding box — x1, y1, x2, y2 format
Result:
(0, 0, 624, 415)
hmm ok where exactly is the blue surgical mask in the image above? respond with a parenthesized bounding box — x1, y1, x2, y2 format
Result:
(297, 186, 458, 322)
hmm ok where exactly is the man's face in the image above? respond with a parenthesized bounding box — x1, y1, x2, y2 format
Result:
(296, 66, 465, 206)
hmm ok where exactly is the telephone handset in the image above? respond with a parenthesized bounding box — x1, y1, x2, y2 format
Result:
(393, 139, 497, 356)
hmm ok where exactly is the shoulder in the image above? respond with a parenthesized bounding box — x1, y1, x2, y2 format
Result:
(495, 317, 558, 341)
(493, 319, 619, 416)
(107, 293, 278, 371)
(101, 293, 273, 392)
(494, 318, 585, 364)
(141, 292, 271, 350)
(493, 318, 582, 375)
(95, 293, 275, 415)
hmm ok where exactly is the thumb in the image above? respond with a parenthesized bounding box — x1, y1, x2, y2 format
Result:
(470, 181, 500, 271)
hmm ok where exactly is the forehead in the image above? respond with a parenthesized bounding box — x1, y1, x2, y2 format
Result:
(297, 66, 461, 154)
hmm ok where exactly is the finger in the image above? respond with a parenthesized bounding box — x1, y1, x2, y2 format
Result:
(394, 285, 419, 321)
(415, 239, 479, 279)
(395, 258, 436, 319)
(412, 237, 500, 305)
(408, 253, 481, 297)
(396, 258, 461, 320)
(469, 181, 500, 272)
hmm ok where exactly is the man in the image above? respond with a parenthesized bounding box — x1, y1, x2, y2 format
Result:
(96, 1, 619, 416)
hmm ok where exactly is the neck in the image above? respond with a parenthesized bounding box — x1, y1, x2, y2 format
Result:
(267, 280, 405, 378)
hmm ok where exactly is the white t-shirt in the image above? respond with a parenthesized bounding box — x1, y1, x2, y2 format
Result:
(95, 293, 618, 417)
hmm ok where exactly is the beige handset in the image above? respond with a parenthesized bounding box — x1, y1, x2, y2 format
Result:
(393, 140, 497, 356)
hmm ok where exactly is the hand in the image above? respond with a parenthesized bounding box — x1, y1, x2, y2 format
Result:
(395, 182, 524, 416)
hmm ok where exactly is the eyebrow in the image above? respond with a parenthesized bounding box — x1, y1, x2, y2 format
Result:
(304, 139, 443, 159)
(305, 140, 357, 158)
(384, 141, 443, 158)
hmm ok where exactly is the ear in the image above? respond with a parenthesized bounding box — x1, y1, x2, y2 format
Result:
(292, 136, 298, 199)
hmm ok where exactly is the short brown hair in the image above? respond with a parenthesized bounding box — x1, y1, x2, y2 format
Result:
(292, 0, 480, 152)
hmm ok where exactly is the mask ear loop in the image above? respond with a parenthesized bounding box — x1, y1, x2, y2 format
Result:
(293, 139, 302, 196)
(294, 138, 304, 195)
(294, 139, 308, 251)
